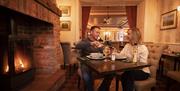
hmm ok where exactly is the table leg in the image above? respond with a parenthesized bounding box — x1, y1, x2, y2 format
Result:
(174, 58, 178, 71)
(159, 58, 164, 76)
(116, 77, 119, 91)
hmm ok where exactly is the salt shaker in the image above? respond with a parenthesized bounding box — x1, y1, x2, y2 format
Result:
(111, 52, 116, 62)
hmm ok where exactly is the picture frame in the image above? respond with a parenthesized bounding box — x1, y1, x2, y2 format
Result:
(60, 21, 71, 31)
(160, 9, 177, 30)
(59, 6, 71, 17)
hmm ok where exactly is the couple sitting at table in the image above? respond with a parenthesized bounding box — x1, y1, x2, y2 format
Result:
(76, 26, 150, 91)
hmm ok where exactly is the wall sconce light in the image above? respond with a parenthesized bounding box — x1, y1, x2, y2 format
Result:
(177, 6, 180, 11)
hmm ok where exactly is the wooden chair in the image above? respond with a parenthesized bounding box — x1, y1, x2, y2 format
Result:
(77, 63, 103, 91)
(61, 42, 79, 77)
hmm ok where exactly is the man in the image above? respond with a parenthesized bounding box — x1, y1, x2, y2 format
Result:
(76, 26, 104, 56)
(76, 26, 113, 91)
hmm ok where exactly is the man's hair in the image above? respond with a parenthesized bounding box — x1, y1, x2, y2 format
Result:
(90, 26, 100, 31)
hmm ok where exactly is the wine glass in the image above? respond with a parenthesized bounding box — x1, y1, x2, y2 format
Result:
(103, 46, 111, 58)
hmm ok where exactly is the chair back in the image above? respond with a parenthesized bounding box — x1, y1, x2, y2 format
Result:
(145, 43, 168, 78)
(61, 42, 71, 66)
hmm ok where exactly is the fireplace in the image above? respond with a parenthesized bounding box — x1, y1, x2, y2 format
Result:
(0, 6, 53, 90)
(2, 36, 33, 73)
(1, 37, 35, 91)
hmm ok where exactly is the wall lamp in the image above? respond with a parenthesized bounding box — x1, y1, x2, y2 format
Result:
(177, 6, 180, 11)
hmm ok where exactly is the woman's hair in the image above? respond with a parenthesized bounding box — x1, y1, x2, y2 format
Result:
(129, 28, 142, 45)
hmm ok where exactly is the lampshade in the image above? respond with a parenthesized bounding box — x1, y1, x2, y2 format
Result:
(177, 6, 180, 11)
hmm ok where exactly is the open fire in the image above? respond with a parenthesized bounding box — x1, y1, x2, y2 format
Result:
(3, 47, 32, 74)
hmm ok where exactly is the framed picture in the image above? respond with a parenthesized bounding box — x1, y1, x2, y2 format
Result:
(59, 6, 71, 17)
(160, 9, 177, 30)
(60, 21, 71, 31)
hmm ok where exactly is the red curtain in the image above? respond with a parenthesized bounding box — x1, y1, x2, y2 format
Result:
(125, 6, 137, 28)
(82, 6, 91, 39)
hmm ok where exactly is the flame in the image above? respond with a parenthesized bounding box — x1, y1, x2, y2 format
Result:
(14, 48, 32, 73)
(18, 57, 25, 68)
(5, 65, 9, 73)
(15, 53, 27, 73)
(3, 51, 9, 74)
(3, 48, 32, 74)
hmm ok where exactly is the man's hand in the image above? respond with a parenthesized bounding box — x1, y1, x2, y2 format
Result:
(91, 41, 104, 48)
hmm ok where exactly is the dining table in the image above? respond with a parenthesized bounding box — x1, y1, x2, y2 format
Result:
(77, 56, 151, 91)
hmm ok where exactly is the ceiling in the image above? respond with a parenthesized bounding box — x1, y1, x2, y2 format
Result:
(88, 6, 128, 27)
(80, 0, 143, 6)
(80, 0, 144, 28)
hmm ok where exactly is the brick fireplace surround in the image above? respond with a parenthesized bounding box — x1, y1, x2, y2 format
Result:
(0, 0, 65, 91)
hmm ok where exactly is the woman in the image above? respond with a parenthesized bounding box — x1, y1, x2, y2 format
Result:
(118, 28, 150, 91)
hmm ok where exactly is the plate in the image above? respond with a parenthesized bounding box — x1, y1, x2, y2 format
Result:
(86, 55, 105, 60)
(115, 56, 127, 60)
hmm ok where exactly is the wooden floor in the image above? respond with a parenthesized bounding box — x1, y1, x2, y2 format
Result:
(58, 69, 176, 91)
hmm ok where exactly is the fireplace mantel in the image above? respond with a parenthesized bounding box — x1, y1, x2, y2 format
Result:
(34, 0, 61, 16)
(0, 0, 61, 24)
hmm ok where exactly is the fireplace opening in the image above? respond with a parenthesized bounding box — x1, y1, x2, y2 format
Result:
(0, 6, 53, 91)
(2, 39, 33, 75)
(0, 36, 35, 91)
(2, 40, 33, 75)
